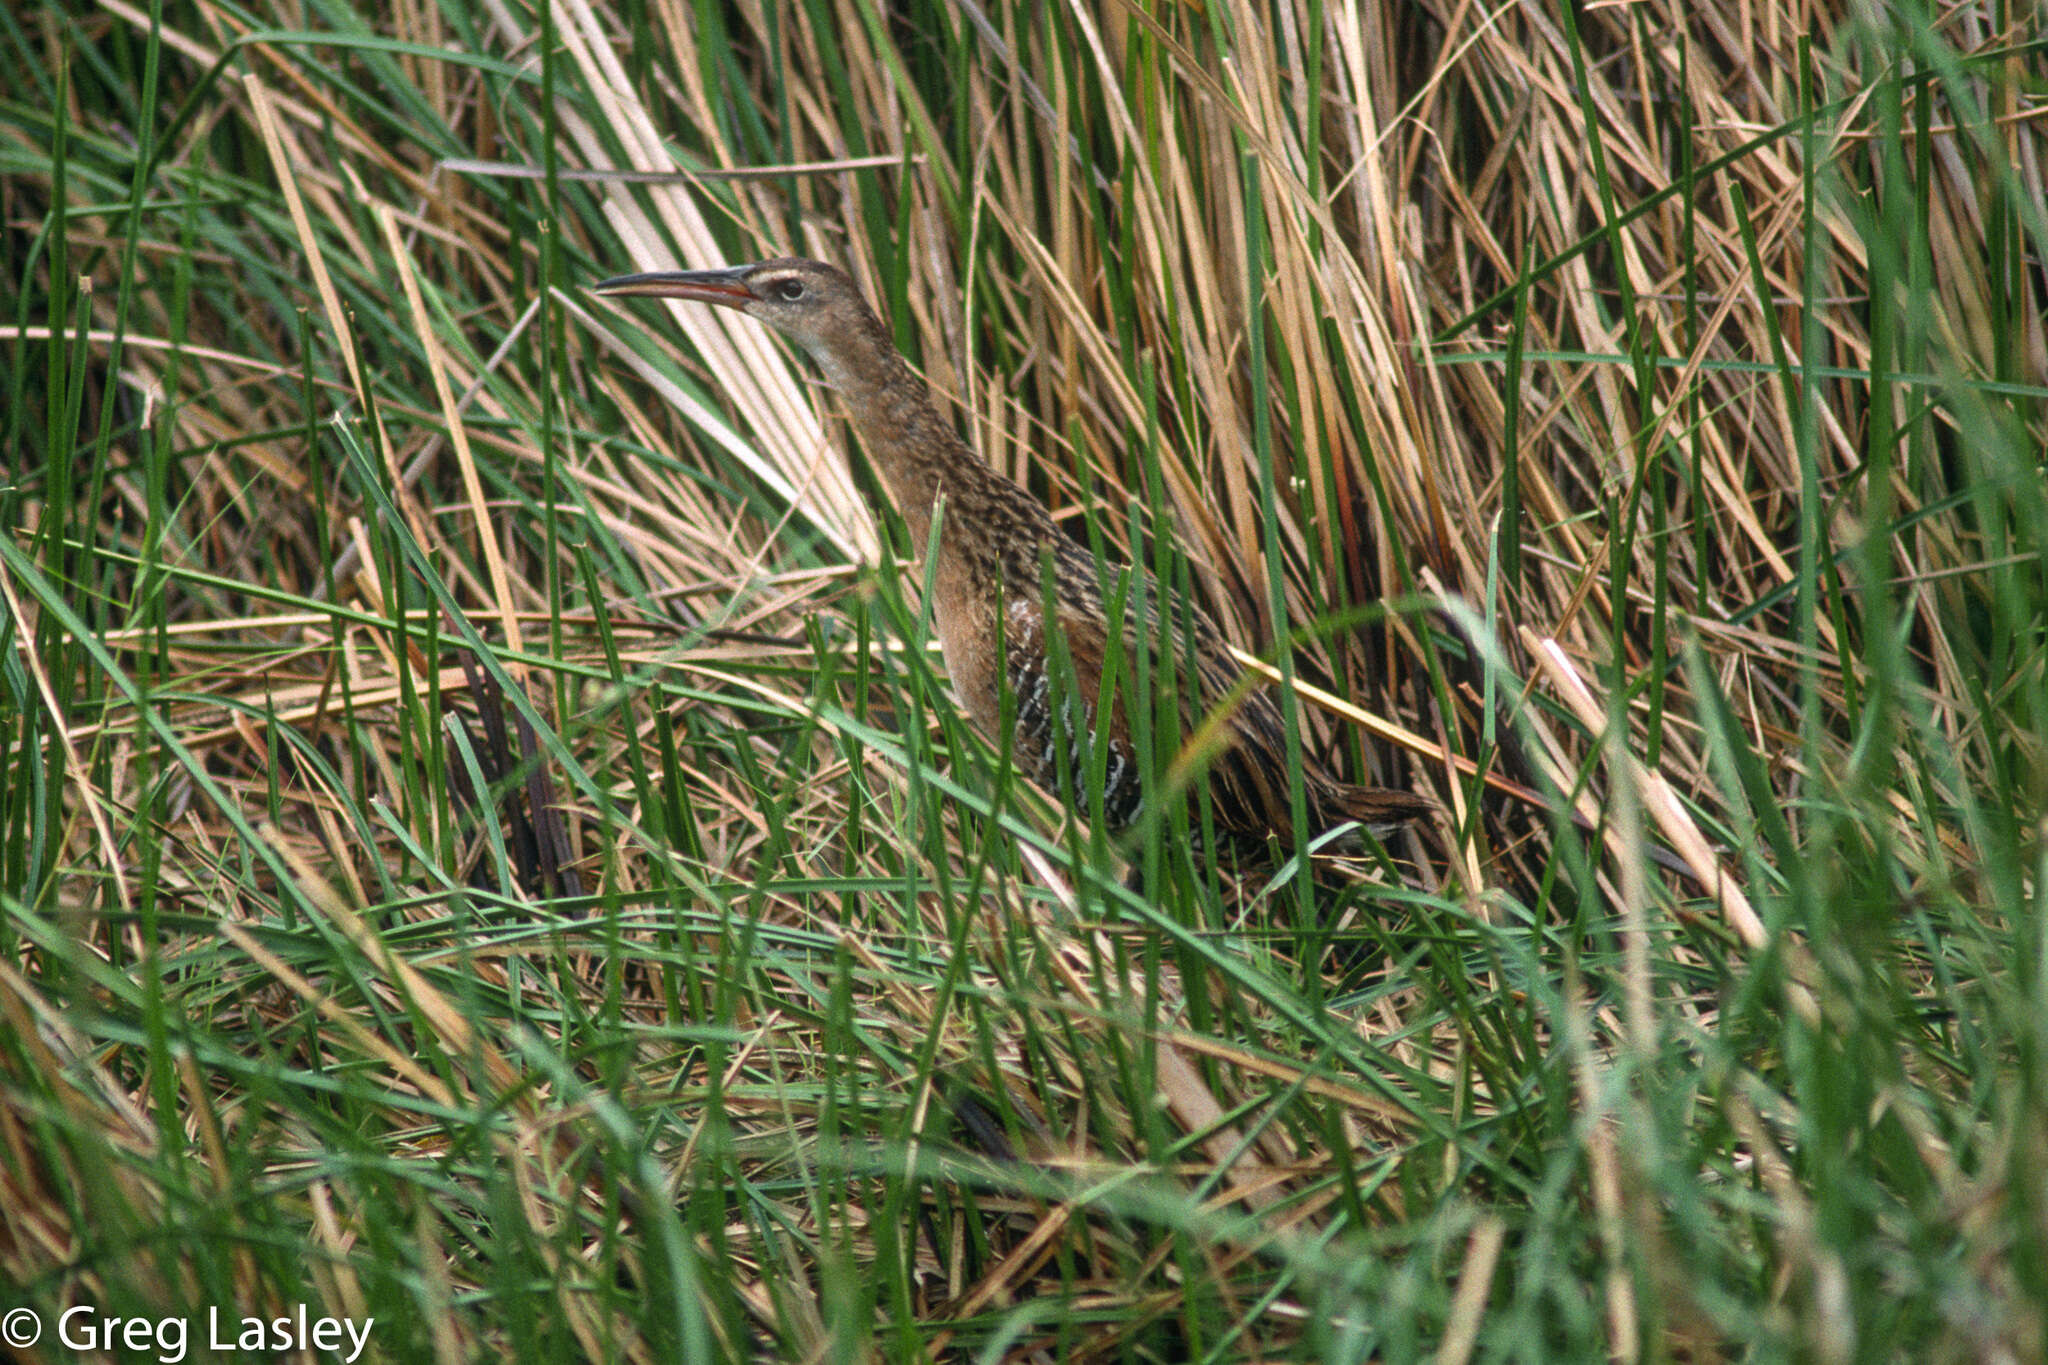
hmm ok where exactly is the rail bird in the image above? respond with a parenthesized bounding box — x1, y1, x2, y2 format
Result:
(595, 258, 1432, 861)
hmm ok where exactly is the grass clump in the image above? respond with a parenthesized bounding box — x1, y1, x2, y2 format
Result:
(3, 0, 2045, 1359)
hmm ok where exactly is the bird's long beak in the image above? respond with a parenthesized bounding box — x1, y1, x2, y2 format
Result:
(592, 266, 756, 306)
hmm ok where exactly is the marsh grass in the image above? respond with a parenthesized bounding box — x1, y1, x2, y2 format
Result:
(3, 0, 2045, 1358)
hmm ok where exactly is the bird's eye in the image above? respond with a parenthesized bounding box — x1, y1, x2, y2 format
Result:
(775, 279, 807, 301)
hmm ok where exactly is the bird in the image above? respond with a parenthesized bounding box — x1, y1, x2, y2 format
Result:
(594, 257, 1433, 863)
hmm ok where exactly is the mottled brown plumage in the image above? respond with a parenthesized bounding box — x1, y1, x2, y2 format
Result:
(595, 257, 1432, 857)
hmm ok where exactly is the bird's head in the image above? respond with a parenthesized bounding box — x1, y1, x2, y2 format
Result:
(593, 257, 875, 362)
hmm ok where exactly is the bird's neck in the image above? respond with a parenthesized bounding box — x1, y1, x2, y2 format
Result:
(810, 331, 985, 552)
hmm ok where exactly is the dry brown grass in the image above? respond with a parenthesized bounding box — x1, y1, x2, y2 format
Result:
(3, 0, 2044, 1357)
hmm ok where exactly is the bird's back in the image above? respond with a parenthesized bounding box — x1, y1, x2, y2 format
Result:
(964, 509, 1429, 857)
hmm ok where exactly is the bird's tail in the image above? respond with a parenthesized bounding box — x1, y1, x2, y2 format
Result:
(1310, 778, 1437, 843)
